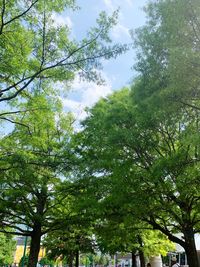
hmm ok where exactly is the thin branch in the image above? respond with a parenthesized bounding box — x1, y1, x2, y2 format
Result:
(0, 229, 30, 236)
(62, 47, 125, 67)
(0, 30, 126, 102)
(40, 8, 46, 69)
(1, 75, 36, 94)
(0, 0, 6, 34)
(0, 221, 31, 234)
(0, 107, 49, 117)
(145, 217, 186, 248)
(180, 100, 200, 111)
(62, 26, 105, 63)
(3, 0, 39, 28)
(0, 117, 31, 133)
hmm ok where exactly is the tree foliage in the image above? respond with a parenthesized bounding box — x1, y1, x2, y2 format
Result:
(0, 2, 129, 267)
(73, 2, 200, 266)
(0, 232, 16, 266)
(44, 227, 95, 265)
(0, 0, 127, 106)
(133, 0, 200, 111)
(0, 93, 76, 267)
(77, 80, 200, 267)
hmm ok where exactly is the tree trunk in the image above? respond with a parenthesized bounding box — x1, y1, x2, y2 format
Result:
(183, 229, 199, 267)
(148, 217, 199, 266)
(139, 250, 145, 267)
(115, 254, 118, 267)
(131, 251, 137, 267)
(69, 253, 74, 267)
(75, 250, 79, 267)
(27, 224, 42, 267)
(137, 235, 145, 267)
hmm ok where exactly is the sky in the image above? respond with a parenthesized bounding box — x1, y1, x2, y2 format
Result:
(57, 0, 148, 122)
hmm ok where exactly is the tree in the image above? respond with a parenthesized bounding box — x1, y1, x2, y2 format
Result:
(76, 87, 200, 267)
(44, 227, 96, 267)
(42, 176, 102, 267)
(0, 3, 128, 266)
(132, 0, 200, 111)
(0, 232, 16, 266)
(0, 0, 127, 108)
(95, 220, 174, 267)
(39, 257, 54, 267)
(0, 94, 77, 267)
(131, 1, 200, 265)
(94, 208, 175, 267)
(74, 157, 175, 267)
(70, 1, 200, 266)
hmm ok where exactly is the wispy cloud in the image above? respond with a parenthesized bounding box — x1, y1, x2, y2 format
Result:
(61, 98, 86, 121)
(112, 23, 130, 40)
(103, 0, 115, 11)
(102, 0, 131, 41)
(124, 0, 134, 7)
(62, 75, 112, 122)
(103, 0, 133, 11)
(51, 12, 73, 28)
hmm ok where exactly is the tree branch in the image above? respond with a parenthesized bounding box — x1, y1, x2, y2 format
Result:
(2, 0, 39, 29)
(0, 0, 5, 34)
(0, 117, 31, 133)
(145, 217, 186, 248)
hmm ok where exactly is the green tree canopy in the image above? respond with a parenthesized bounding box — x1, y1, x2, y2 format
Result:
(76, 86, 200, 267)
(133, 0, 200, 111)
(0, 0, 127, 105)
(44, 226, 96, 267)
(0, 232, 16, 266)
(0, 93, 76, 267)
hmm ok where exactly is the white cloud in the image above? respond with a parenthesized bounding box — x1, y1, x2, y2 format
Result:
(62, 75, 112, 122)
(102, 1, 131, 40)
(73, 78, 112, 106)
(112, 23, 130, 39)
(51, 12, 73, 28)
(83, 83, 111, 105)
(103, 0, 133, 11)
(61, 98, 86, 121)
(62, 98, 83, 111)
(103, 0, 114, 11)
(124, 0, 134, 7)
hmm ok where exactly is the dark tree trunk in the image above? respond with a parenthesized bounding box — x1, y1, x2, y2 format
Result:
(148, 216, 200, 266)
(115, 254, 118, 267)
(137, 235, 145, 267)
(27, 224, 42, 267)
(183, 229, 199, 267)
(139, 250, 145, 267)
(69, 253, 74, 267)
(75, 250, 79, 267)
(131, 251, 137, 267)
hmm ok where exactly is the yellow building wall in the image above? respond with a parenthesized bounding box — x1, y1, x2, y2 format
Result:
(14, 246, 45, 265)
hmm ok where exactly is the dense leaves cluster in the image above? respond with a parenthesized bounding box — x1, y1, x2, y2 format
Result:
(0, 0, 127, 105)
(0, 232, 16, 266)
(0, 95, 76, 267)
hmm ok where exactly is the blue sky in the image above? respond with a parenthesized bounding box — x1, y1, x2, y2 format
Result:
(53, 0, 147, 121)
